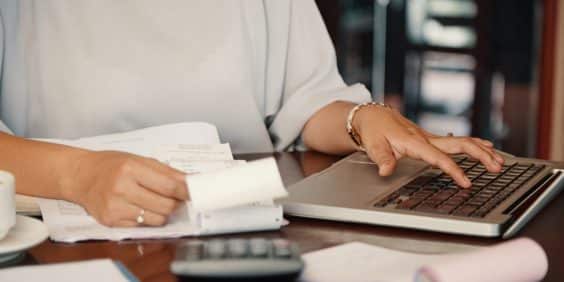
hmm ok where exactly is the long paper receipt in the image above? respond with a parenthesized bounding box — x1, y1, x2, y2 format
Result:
(187, 157, 288, 211)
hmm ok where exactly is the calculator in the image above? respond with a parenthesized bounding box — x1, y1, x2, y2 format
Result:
(170, 238, 304, 281)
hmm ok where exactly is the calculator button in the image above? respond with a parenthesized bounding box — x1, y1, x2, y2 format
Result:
(249, 238, 269, 257)
(207, 239, 226, 259)
(227, 239, 248, 258)
(272, 239, 292, 258)
(184, 241, 204, 261)
(272, 239, 290, 248)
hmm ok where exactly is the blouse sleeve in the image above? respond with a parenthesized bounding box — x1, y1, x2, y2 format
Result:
(0, 9, 12, 135)
(267, 0, 372, 151)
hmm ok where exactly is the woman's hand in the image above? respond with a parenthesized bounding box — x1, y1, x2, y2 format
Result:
(353, 105, 505, 188)
(62, 151, 188, 227)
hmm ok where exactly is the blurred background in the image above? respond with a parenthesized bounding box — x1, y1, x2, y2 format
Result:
(315, 0, 563, 160)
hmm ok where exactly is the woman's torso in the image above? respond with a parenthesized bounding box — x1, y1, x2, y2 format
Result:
(0, 0, 276, 153)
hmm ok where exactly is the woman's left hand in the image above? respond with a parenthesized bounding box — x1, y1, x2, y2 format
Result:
(353, 105, 505, 188)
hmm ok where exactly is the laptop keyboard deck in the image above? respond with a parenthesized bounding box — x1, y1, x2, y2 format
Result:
(375, 157, 545, 218)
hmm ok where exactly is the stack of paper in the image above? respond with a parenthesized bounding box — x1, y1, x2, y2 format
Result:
(37, 122, 288, 242)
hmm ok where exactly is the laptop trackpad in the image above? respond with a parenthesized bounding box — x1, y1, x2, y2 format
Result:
(286, 153, 429, 208)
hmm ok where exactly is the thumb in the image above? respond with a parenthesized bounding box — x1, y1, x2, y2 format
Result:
(365, 137, 397, 176)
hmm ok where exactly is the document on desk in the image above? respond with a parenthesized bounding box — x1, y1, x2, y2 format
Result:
(299, 238, 548, 282)
(0, 259, 138, 282)
(37, 122, 287, 242)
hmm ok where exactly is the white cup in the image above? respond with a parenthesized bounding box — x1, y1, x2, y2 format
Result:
(0, 171, 15, 240)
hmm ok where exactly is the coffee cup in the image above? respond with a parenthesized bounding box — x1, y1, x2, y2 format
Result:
(0, 171, 15, 240)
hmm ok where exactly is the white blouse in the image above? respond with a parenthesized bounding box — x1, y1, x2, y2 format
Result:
(0, 0, 371, 154)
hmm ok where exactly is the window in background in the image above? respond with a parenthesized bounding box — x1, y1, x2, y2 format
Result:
(317, 0, 543, 157)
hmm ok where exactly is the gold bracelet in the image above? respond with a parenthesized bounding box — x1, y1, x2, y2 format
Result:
(346, 102, 391, 152)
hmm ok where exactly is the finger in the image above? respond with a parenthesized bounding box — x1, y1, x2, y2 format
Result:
(122, 182, 181, 216)
(113, 220, 139, 228)
(472, 138, 505, 164)
(403, 138, 471, 188)
(136, 156, 187, 183)
(137, 158, 189, 200)
(124, 202, 168, 227)
(475, 142, 505, 165)
(472, 137, 494, 148)
(131, 162, 189, 201)
(429, 137, 501, 172)
(365, 136, 397, 176)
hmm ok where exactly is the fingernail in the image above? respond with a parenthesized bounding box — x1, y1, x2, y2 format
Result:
(463, 176, 471, 187)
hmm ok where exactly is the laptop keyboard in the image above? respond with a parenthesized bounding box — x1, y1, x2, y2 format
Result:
(374, 156, 546, 218)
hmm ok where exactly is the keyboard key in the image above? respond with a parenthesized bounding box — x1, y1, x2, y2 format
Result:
(472, 208, 490, 218)
(454, 190, 472, 198)
(453, 205, 478, 216)
(436, 204, 458, 214)
(480, 174, 497, 180)
(396, 198, 424, 210)
(453, 156, 467, 163)
(422, 199, 442, 206)
(444, 198, 465, 206)
(398, 187, 417, 196)
(414, 203, 437, 213)
(472, 181, 488, 188)
(272, 239, 292, 258)
(412, 191, 433, 199)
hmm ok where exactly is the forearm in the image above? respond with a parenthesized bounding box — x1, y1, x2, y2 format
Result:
(0, 133, 88, 200)
(302, 101, 358, 155)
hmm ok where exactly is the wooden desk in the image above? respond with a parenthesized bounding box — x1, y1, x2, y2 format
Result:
(15, 152, 564, 281)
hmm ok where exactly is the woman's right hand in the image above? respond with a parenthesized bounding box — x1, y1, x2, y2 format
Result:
(62, 151, 188, 227)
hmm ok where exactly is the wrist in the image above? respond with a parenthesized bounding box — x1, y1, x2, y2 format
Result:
(58, 148, 92, 204)
(347, 102, 391, 151)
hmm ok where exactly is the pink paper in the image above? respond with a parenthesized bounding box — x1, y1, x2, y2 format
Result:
(417, 237, 548, 282)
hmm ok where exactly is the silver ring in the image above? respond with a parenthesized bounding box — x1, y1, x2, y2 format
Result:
(136, 209, 145, 224)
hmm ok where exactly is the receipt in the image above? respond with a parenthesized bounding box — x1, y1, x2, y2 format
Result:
(187, 157, 288, 212)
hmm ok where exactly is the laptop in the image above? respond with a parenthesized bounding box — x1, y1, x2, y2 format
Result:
(280, 152, 564, 238)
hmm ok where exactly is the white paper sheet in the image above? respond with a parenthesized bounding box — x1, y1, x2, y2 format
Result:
(35, 122, 220, 158)
(187, 157, 288, 211)
(156, 143, 234, 162)
(0, 259, 135, 282)
(299, 239, 548, 282)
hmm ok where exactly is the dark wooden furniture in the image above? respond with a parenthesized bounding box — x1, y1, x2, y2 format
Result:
(11, 152, 564, 282)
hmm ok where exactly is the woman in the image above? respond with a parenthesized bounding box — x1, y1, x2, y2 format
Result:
(0, 1, 503, 227)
